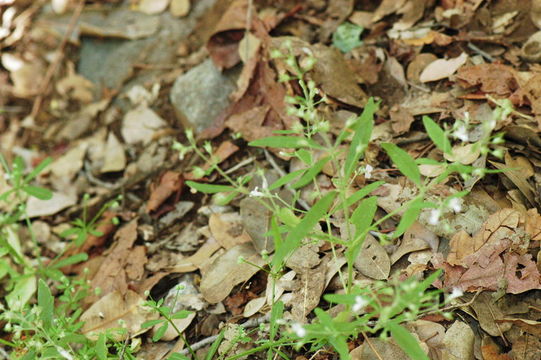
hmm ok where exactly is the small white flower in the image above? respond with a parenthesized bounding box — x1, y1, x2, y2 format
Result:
(291, 322, 306, 337)
(448, 287, 463, 300)
(448, 198, 462, 213)
(453, 125, 469, 142)
(364, 164, 373, 179)
(352, 296, 369, 313)
(428, 209, 441, 225)
(249, 186, 265, 198)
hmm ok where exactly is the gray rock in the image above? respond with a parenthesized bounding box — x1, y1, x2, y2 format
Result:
(170, 59, 238, 133)
(76, 0, 217, 101)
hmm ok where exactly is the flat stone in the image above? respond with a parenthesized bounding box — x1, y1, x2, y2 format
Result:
(170, 59, 238, 133)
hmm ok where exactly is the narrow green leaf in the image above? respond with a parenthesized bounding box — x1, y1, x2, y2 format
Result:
(25, 157, 52, 182)
(351, 196, 377, 235)
(271, 191, 337, 273)
(50, 253, 88, 269)
(422, 116, 451, 154)
(268, 169, 305, 190)
(292, 156, 331, 189)
(249, 136, 322, 149)
(205, 330, 225, 360)
(6, 275, 36, 310)
(141, 319, 164, 328)
(388, 323, 430, 360)
(343, 181, 384, 208)
(185, 181, 236, 194)
(344, 98, 377, 179)
(172, 310, 192, 319)
(270, 301, 284, 340)
(96, 333, 107, 360)
(22, 185, 53, 200)
(38, 279, 54, 329)
(381, 143, 421, 186)
(393, 199, 423, 238)
(153, 323, 168, 342)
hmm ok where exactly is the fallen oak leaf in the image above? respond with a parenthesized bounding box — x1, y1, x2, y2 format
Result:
(146, 171, 184, 213)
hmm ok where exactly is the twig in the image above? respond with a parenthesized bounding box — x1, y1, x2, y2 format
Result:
(467, 42, 495, 62)
(224, 156, 256, 175)
(30, 0, 85, 119)
(362, 332, 384, 360)
(177, 313, 271, 355)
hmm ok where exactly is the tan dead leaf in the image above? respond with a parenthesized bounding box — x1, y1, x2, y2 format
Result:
(266, 270, 296, 305)
(354, 234, 391, 280)
(240, 196, 273, 253)
(390, 222, 434, 264)
(286, 243, 321, 272)
(419, 52, 468, 83)
(49, 142, 88, 181)
(533, 0, 541, 28)
(121, 106, 167, 145)
(372, 0, 407, 22)
(200, 243, 265, 304)
(524, 208, 541, 241)
(389, 106, 414, 135)
(489, 155, 536, 208)
(444, 143, 480, 165)
(290, 258, 328, 323)
(81, 290, 157, 341)
(442, 321, 474, 360)
(419, 163, 445, 177)
(392, 0, 427, 31)
(138, 0, 170, 15)
(497, 318, 541, 337)
(170, 0, 190, 17)
(447, 230, 480, 266)
(407, 53, 438, 83)
(243, 297, 266, 317)
(470, 292, 512, 337)
(409, 320, 445, 360)
(350, 336, 416, 360)
(169, 238, 221, 273)
(56, 65, 94, 103)
(146, 171, 184, 213)
(26, 189, 77, 218)
(209, 212, 251, 249)
(101, 132, 126, 173)
(238, 32, 261, 63)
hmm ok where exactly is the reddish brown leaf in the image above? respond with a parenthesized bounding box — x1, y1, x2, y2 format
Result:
(146, 171, 184, 213)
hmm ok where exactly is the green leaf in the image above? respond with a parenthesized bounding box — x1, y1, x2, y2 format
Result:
(172, 310, 192, 319)
(249, 136, 322, 149)
(393, 199, 423, 238)
(388, 323, 430, 360)
(25, 157, 52, 182)
(38, 279, 54, 329)
(153, 323, 168, 342)
(205, 330, 225, 360)
(6, 274, 36, 310)
(332, 22, 364, 53)
(50, 253, 88, 269)
(268, 169, 305, 190)
(96, 333, 108, 360)
(351, 196, 377, 235)
(270, 301, 284, 340)
(381, 143, 421, 186)
(343, 181, 384, 208)
(422, 116, 451, 154)
(271, 191, 337, 273)
(344, 98, 377, 179)
(141, 319, 164, 328)
(292, 156, 331, 189)
(22, 185, 53, 200)
(185, 181, 236, 194)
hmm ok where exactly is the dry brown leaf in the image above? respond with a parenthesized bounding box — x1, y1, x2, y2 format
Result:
(169, 238, 221, 273)
(290, 258, 328, 323)
(170, 0, 190, 17)
(200, 243, 264, 304)
(354, 234, 390, 280)
(456, 64, 519, 96)
(146, 171, 184, 213)
(441, 321, 475, 360)
(81, 290, 157, 341)
(524, 208, 541, 241)
(390, 222, 434, 264)
(209, 212, 251, 249)
(470, 292, 512, 337)
(138, 0, 170, 15)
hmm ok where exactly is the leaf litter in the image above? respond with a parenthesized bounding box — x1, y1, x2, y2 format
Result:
(3, 0, 541, 358)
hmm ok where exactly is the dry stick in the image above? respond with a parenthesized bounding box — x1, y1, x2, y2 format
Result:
(362, 332, 384, 360)
(177, 313, 271, 356)
(30, 0, 85, 120)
